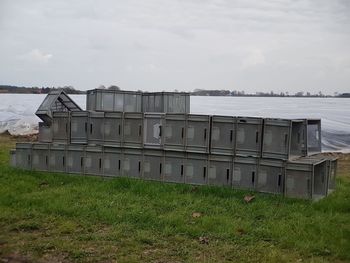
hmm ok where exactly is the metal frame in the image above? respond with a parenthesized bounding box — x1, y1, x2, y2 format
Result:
(232, 156, 258, 190)
(210, 116, 236, 155)
(70, 111, 89, 144)
(143, 113, 165, 149)
(142, 149, 164, 181)
(163, 151, 186, 183)
(32, 143, 50, 172)
(257, 159, 285, 194)
(163, 113, 186, 151)
(208, 154, 233, 187)
(235, 117, 263, 157)
(186, 114, 210, 153)
(52, 112, 70, 144)
(123, 112, 143, 148)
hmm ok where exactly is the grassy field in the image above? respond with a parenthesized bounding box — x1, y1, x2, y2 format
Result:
(0, 134, 350, 262)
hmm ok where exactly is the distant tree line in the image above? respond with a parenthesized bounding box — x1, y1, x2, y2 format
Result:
(1, 85, 349, 97)
(190, 89, 349, 98)
(0, 85, 85, 94)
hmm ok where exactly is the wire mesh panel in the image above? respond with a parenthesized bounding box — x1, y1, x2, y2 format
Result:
(67, 145, 85, 174)
(88, 112, 104, 145)
(15, 143, 32, 170)
(185, 153, 208, 185)
(232, 157, 258, 190)
(103, 147, 122, 177)
(123, 113, 143, 148)
(70, 111, 89, 144)
(103, 112, 123, 147)
(208, 155, 233, 187)
(285, 162, 312, 199)
(38, 122, 52, 143)
(236, 117, 263, 157)
(163, 151, 186, 183)
(52, 112, 70, 144)
(186, 114, 210, 153)
(122, 148, 143, 178)
(32, 143, 50, 172)
(143, 149, 163, 181)
(85, 146, 103, 176)
(210, 116, 235, 155)
(290, 120, 307, 158)
(164, 114, 186, 151)
(307, 119, 322, 155)
(49, 144, 66, 173)
(257, 159, 284, 194)
(144, 113, 165, 149)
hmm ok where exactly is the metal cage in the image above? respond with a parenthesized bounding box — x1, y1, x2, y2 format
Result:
(257, 159, 284, 194)
(38, 122, 53, 143)
(104, 112, 123, 147)
(163, 151, 186, 183)
(186, 114, 210, 153)
(66, 145, 85, 174)
(143, 149, 164, 181)
(32, 143, 50, 172)
(88, 111, 105, 145)
(70, 111, 89, 144)
(52, 112, 70, 144)
(15, 143, 32, 170)
(232, 157, 258, 190)
(123, 112, 143, 148)
(49, 144, 67, 173)
(85, 146, 103, 176)
(236, 117, 263, 157)
(103, 147, 122, 177)
(122, 148, 143, 178)
(143, 113, 165, 149)
(185, 153, 208, 185)
(163, 113, 186, 151)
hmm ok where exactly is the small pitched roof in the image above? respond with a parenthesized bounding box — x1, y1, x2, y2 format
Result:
(35, 90, 82, 125)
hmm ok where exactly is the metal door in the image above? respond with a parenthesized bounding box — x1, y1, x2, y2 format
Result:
(144, 113, 164, 148)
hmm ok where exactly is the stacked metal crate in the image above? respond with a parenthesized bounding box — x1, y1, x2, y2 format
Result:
(11, 89, 338, 200)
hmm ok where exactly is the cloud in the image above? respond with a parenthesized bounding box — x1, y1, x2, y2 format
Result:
(20, 49, 53, 64)
(241, 49, 265, 69)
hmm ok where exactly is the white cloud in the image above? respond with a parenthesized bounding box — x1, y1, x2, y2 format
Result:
(20, 49, 53, 64)
(241, 49, 265, 69)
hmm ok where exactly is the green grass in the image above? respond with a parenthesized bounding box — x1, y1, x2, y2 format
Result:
(0, 135, 350, 262)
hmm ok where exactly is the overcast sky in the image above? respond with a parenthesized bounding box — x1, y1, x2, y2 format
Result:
(0, 0, 349, 94)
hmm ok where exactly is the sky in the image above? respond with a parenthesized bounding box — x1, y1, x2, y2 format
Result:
(0, 0, 349, 94)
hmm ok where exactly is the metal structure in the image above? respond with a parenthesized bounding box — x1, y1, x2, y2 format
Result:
(142, 92, 190, 113)
(66, 145, 85, 174)
(186, 114, 210, 153)
(122, 148, 142, 178)
(70, 111, 89, 144)
(262, 118, 307, 160)
(208, 154, 233, 187)
(163, 151, 186, 183)
(143, 113, 165, 149)
(88, 112, 105, 145)
(233, 157, 258, 190)
(123, 112, 143, 148)
(15, 143, 32, 170)
(52, 112, 70, 144)
(85, 146, 103, 176)
(185, 153, 208, 185)
(103, 147, 122, 177)
(35, 90, 82, 125)
(11, 89, 338, 201)
(307, 119, 322, 155)
(257, 159, 284, 194)
(38, 122, 52, 143)
(235, 117, 263, 157)
(86, 89, 142, 112)
(285, 156, 328, 200)
(32, 143, 50, 172)
(210, 116, 236, 155)
(104, 112, 123, 147)
(143, 149, 163, 181)
(163, 114, 186, 151)
(49, 144, 66, 173)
